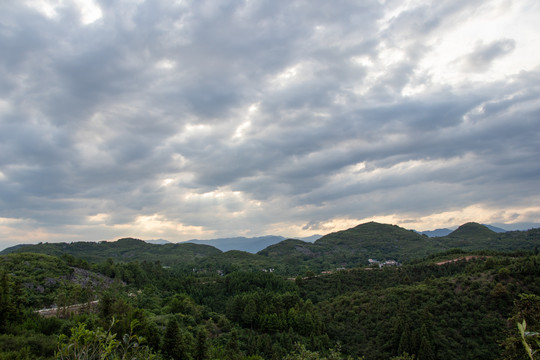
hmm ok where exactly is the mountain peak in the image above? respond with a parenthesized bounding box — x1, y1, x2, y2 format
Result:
(354, 221, 411, 231)
(449, 222, 496, 237)
(116, 237, 144, 242)
(316, 221, 422, 248)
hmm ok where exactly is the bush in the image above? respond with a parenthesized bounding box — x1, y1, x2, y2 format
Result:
(56, 319, 161, 360)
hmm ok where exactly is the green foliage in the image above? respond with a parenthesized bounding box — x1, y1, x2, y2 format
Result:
(447, 222, 497, 239)
(0, 253, 111, 310)
(0, 271, 21, 331)
(306, 255, 540, 359)
(284, 343, 362, 360)
(56, 319, 160, 360)
(390, 354, 415, 360)
(0, 332, 56, 359)
(162, 317, 189, 360)
(500, 294, 540, 360)
(518, 320, 540, 359)
(225, 329, 241, 360)
(194, 327, 209, 360)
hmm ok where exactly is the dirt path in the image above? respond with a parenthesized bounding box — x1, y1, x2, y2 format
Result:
(36, 300, 99, 318)
(435, 255, 491, 266)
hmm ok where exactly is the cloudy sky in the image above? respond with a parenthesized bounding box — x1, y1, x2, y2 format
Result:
(1, 0, 540, 250)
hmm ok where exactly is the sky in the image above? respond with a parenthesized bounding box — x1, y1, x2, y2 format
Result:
(1, 0, 540, 250)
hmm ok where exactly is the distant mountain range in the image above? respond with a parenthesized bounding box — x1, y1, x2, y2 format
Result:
(146, 235, 321, 253)
(186, 236, 287, 253)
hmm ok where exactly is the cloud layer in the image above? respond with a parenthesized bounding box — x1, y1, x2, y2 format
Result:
(1, 0, 539, 249)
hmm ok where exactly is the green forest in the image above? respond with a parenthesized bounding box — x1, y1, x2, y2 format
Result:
(0, 222, 539, 359)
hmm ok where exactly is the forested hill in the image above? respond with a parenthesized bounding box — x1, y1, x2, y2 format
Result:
(0, 237, 221, 265)
(1, 222, 539, 272)
(255, 222, 540, 273)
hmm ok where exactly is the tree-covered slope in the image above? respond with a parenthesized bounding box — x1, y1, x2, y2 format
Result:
(195, 250, 280, 273)
(299, 253, 540, 359)
(0, 252, 113, 308)
(315, 221, 441, 260)
(257, 239, 319, 258)
(256, 222, 441, 272)
(443, 224, 540, 252)
(0, 238, 222, 265)
(444, 222, 498, 244)
(256, 222, 540, 274)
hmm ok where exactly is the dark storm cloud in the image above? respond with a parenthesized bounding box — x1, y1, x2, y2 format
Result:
(0, 0, 539, 246)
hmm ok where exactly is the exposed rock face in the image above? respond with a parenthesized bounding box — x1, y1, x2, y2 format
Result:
(68, 267, 117, 287)
(295, 245, 317, 257)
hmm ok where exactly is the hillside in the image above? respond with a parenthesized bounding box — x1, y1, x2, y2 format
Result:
(258, 238, 323, 258)
(448, 222, 497, 239)
(444, 224, 540, 251)
(253, 222, 444, 273)
(299, 253, 540, 359)
(421, 224, 507, 237)
(257, 222, 440, 271)
(0, 252, 114, 308)
(255, 222, 540, 273)
(0, 238, 221, 266)
(315, 221, 440, 259)
(191, 250, 280, 274)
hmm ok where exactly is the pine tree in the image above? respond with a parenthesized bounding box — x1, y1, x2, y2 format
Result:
(0, 271, 18, 330)
(417, 335, 435, 360)
(242, 297, 257, 329)
(163, 317, 186, 360)
(194, 327, 209, 360)
(98, 291, 114, 320)
(225, 329, 241, 360)
(0, 271, 7, 330)
(398, 322, 413, 355)
(417, 324, 435, 360)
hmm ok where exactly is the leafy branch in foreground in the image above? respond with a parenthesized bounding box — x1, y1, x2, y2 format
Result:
(56, 318, 161, 360)
(518, 320, 540, 360)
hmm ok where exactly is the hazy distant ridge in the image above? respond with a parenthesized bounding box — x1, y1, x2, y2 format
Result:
(186, 235, 321, 253)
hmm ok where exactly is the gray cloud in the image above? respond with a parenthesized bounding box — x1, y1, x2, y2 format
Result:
(0, 0, 539, 248)
(460, 39, 516, 72)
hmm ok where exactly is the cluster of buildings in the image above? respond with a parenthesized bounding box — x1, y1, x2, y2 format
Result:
(368, 258, 400, 267)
